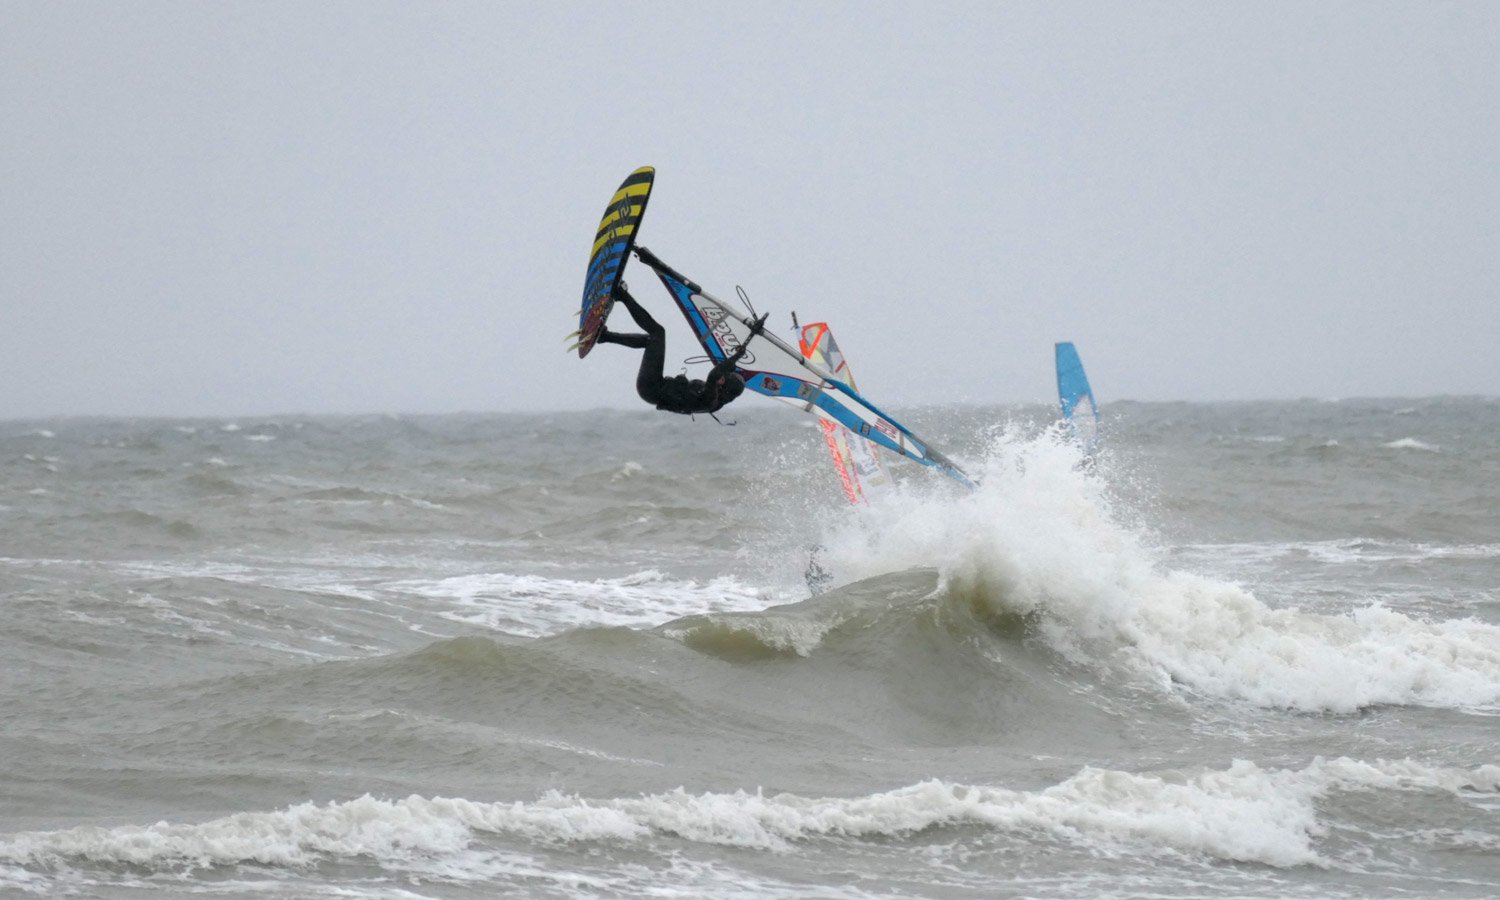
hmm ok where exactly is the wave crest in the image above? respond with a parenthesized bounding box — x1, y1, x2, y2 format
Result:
(5, 758, 1493, 872)
(814, 430, 1500, 713)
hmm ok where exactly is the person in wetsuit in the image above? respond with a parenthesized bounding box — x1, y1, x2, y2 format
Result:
(596, 284, 765, 416)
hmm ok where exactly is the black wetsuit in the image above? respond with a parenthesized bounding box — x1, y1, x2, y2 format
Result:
(597, 287, 749, 415)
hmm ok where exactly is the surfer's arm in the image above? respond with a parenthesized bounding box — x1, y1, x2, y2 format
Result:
(707, 353, 741, 383)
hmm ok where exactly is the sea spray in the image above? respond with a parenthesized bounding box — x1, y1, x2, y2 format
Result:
(816, 428, 1500, 712)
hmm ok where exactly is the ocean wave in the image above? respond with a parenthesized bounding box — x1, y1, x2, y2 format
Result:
(1382, 438, 1440, 452)
(813, 431, 1500, 713)
(1176, 539, 1500, 566)
(87, 508, 202, 540)
(3, 758, 1492, 873)
(283, 486, 447, 510)
(390, 570, 769, 636)
(661, 568, 943, 659)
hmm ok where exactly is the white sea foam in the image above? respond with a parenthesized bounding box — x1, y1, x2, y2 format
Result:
(819, 430, 1500, 712)
(389, 570, 768, 636)
(2, 759, 1492, 874)
(1178, 539, 1500, 566)
(1382, 437, 1439, 452)
(1327, 542, 1500, 563)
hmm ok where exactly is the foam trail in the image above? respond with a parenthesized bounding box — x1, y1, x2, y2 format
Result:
(818, 429, 1500, 712)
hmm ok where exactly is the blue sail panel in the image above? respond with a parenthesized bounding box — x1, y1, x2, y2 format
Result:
(744, 372, 974, 488)
(1055, 341, 1100, 452)
(654, 271, 723, 359)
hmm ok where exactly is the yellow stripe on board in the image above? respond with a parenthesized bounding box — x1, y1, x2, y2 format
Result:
(590, 221, 637, 259)
(608, 182, 652, 204)
(587, 167, 654, 254)
(593, 202, 644, 242)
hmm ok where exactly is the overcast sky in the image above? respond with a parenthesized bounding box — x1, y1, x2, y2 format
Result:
(2, 1, 1496, 418)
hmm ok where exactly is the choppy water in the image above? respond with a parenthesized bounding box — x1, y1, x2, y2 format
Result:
(2, 398, 1497, 898)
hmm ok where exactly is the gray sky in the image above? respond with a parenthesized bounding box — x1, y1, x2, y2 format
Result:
(3, 1, 1497, 418)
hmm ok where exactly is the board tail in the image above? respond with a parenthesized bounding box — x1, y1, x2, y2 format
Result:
(1055, 341, 1100, 453)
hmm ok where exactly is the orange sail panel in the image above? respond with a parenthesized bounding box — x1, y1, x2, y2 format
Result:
(798, 322, 891, 505)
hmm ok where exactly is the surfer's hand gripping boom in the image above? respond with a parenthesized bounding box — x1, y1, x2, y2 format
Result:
(728, 313, 770, 364)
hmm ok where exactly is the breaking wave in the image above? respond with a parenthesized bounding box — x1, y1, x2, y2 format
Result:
(3, 759, 1493, 873)
(813, 430, 1500, 713)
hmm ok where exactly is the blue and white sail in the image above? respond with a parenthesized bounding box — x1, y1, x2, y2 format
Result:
(633, 246, 975, 490)
(1055, 341, 1100, 454)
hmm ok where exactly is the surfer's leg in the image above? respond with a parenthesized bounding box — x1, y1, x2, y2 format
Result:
(596, 330, 650, 349)
(613, 287, 664, 338)
(597, 286, 659, 350)
(607, 287, 668, 405)
(634, 329, 667, 406)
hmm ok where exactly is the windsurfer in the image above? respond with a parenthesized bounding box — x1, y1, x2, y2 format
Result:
(597, 284, 766, 416)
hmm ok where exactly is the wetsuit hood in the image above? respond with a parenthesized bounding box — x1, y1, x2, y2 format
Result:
(712, 372, 745, 409)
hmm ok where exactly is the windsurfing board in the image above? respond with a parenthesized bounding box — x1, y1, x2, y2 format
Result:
(574, 166, 654, 358)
